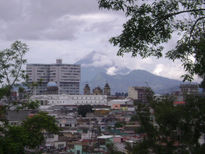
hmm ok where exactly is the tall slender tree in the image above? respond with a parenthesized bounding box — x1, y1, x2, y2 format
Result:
(0, 41, 59, 154)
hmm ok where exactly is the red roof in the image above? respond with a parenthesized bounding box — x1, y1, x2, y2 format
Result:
(28, 114, 36, 118)
(174, 101, 185, 105)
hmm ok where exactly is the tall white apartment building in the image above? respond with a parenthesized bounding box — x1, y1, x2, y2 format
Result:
(26, 59, 80, 95)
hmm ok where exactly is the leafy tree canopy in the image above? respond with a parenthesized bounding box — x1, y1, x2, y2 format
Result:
(0, 112, 59, 154)
(0, 41, 59, 154)
(78, 105, 93, 117)
(98, 0, 205, 84)
(129, 95, 205, 154)
(0, 41, 27, 87)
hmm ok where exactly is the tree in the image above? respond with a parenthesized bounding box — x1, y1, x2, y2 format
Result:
(0, 41, 27, 91)
(0, 112, 59, 154)
(0, 41, 59, 154)
(115, 121, 126, 128)
(98, 0, 205, 86)
(77, 105, 93, 117)
(22, 112, 59, 149)
(106, 143, 124, 154)
(127, 95, 205, 154)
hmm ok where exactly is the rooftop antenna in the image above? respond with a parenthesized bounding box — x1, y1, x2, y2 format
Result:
(56, 58, 62, 64)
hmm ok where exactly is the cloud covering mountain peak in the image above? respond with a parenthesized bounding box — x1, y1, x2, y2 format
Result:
(76, 50, 131, 76)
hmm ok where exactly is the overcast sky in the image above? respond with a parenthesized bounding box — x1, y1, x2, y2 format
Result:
(0, 0, 200, 82)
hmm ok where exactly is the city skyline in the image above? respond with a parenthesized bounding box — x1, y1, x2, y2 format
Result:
(0, 0, 200, 82)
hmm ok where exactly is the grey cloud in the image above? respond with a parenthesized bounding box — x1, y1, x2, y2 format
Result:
(84, 19, 119, 33)
(80, 12, 125, 34)
(0, 0, 192, 82)
(0, 0, 99, 20)
(0, 0, 23, 21)
(26, 0, 99, 17)
(0, 0, 101, 41)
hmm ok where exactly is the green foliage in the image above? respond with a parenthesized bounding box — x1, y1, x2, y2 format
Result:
(98, 0, 205, 85)
(130, 114, 138, 121)
(106, 143, 124, 154)
(0, 41, 28, 106)
(18, 86, 25, 93)
(0, 112, 59, 154)
(16, 101, 40, 110)
(77, 105, 93, 117)
(23, 112, 60, 149)
(0, 105, 6, 120)
(115, 121, 126, 128)
(129, 95, 205, 154)
(0, 41, 60, 153)
(0, 41, 28, 87)
(0, 86, 10, 99)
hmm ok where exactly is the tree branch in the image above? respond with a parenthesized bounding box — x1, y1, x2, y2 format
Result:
(190, 16, 205, 36)
(164, 8, 205, 19)
(11, 50, 24, 87)
(2, 52, 12, 86)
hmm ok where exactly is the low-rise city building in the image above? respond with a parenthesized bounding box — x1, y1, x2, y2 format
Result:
(128, 86, 152, 103)
(31, 94, 108, 108)
(180, 84, 199, 95)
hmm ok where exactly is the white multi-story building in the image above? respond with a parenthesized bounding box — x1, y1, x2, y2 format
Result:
(30, 94, 108, 108)
(26, 59, 80, 95)
(180, 84, 199, 95)
(128, 86, 150, 103)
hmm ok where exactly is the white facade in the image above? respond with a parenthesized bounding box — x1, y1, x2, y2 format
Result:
(45, 134, 59, 144)
(128, 87, 138, 100)
(31, 94, 108, 107)
(54, 141, 66, 149)
(45, 134, 66, 149)
(108, 99, 133, 106)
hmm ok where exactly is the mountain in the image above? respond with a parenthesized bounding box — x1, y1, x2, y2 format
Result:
(75, 51, 130, 82)
(82, 70, 182, 94)
(76, 51, 183, 94)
